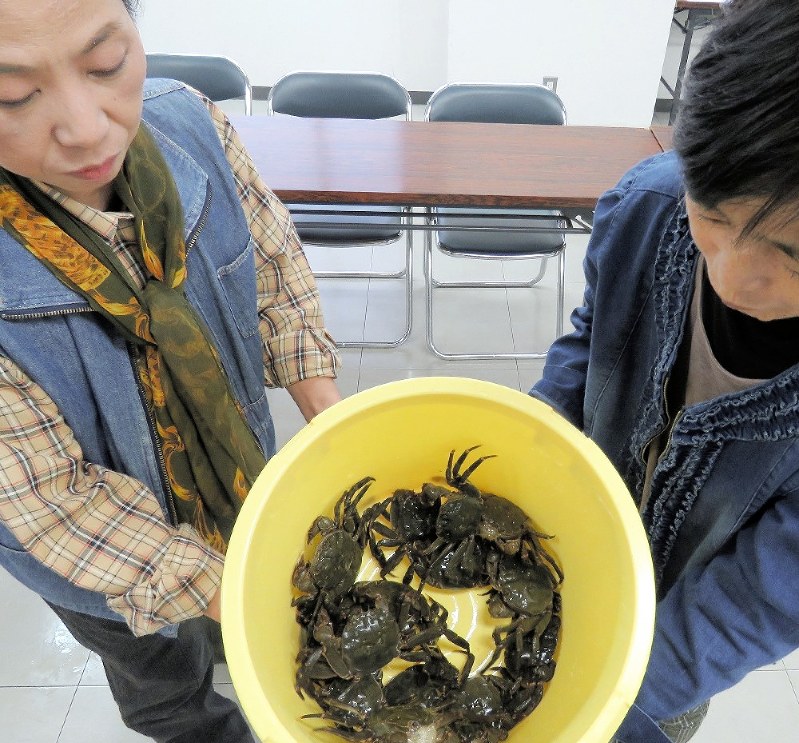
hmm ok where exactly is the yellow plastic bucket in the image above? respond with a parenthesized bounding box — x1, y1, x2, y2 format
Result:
(222, 377, 655, 742)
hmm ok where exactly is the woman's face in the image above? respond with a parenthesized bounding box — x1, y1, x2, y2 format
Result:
(686, 195, 799, 321)
(0, 0, 145, 210)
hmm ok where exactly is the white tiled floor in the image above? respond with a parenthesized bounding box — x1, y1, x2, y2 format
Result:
(5, 106, 799, 742)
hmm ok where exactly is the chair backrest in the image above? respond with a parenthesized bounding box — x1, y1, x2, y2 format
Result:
(145, 53, 252, 114)
(267, 71, 411, 120)
(425, 82, 566, 126)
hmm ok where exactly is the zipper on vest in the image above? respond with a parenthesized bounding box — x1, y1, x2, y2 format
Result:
(184, 181, 212, 258)
(0, 305, 91, 321)
(640, 364, 687, 474)
(640, 374, 671, 464)
(639, 371, 681, 465)
(128, 343, 179, 526)
(657, 409, 684, 466)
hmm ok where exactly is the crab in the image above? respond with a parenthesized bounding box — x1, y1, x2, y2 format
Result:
(300, 673, 386, 728)
(382, 651, 462, 707)
(497, 595, 562, 685)
(484, 551, 556, 620)
(478, 492, 561, 583)
(350, 580, 474, 681)
(297, 576, 474, 690)
(477, 552, 559, 673)
(445, 675, 515, 742)
(414, 447, 564, 590)
(292, 476, 375, 618)
(365, 486, 441, 580)
(411, 448, 495, 589)
(295, 601, 402, 691)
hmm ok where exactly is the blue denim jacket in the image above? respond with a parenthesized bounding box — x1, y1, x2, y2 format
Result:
(532, 151, 799, 739)
(0, 80, 276, 624)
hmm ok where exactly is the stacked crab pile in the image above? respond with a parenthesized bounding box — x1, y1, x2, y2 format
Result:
(291, 448, 563, 743)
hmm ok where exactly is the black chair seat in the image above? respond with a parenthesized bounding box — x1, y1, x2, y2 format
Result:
(434, 208, 565, 254)
(291, 204, 402, 243)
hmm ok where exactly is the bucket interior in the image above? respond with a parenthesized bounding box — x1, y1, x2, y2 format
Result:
(222, 378, 654, 743)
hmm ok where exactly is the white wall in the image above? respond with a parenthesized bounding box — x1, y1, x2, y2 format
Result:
(446, 1, 675, 126)
(137, 0, 675, 126)
(137, 0, 449, 92)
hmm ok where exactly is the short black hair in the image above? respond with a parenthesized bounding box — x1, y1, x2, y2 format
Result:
(674, 0, 799, 232)
(122, 0, 140, 16)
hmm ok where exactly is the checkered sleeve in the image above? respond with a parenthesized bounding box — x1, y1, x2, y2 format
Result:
(0, 357, 224, 637)
(204, 97, 341, 387)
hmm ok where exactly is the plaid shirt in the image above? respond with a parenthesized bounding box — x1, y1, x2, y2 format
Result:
(0, 96, 340, 636)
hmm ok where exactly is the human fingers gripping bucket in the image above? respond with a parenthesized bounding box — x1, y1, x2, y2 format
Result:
(222, 377, 655, 742)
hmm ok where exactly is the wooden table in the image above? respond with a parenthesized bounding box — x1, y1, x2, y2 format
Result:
(650, 125, 674, 152)
(231, 115, 668, 355)
(675, 0, 724, 9)
(230, 116, 665, 213)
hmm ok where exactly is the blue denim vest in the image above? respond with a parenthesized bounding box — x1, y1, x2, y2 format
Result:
(0, 79, 275, 623)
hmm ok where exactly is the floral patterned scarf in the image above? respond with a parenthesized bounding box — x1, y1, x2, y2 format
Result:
(0, 125, 266, 552)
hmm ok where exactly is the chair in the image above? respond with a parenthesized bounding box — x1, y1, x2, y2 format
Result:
(145, 53, 252, 114)
(267, 71, 413, 348)
(423, 82, 568, 360)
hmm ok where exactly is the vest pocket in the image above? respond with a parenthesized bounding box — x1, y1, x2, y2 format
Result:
(242, 390, 276, 459)
(217, 238, 259, 339)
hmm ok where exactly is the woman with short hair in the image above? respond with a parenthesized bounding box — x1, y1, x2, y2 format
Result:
(531, 1, 799, 740)
(0, 1, 341, 740)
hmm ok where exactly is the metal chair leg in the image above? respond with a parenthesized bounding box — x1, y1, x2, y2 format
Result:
(336, 229, 413, 349)
(425, 231, 564, 360)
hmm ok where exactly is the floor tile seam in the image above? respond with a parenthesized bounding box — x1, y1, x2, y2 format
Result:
(55, 684, 81, 743)
(503, 284, 522, 354)
(0, 683, 83, 689)
(784, 669, 799, 707)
